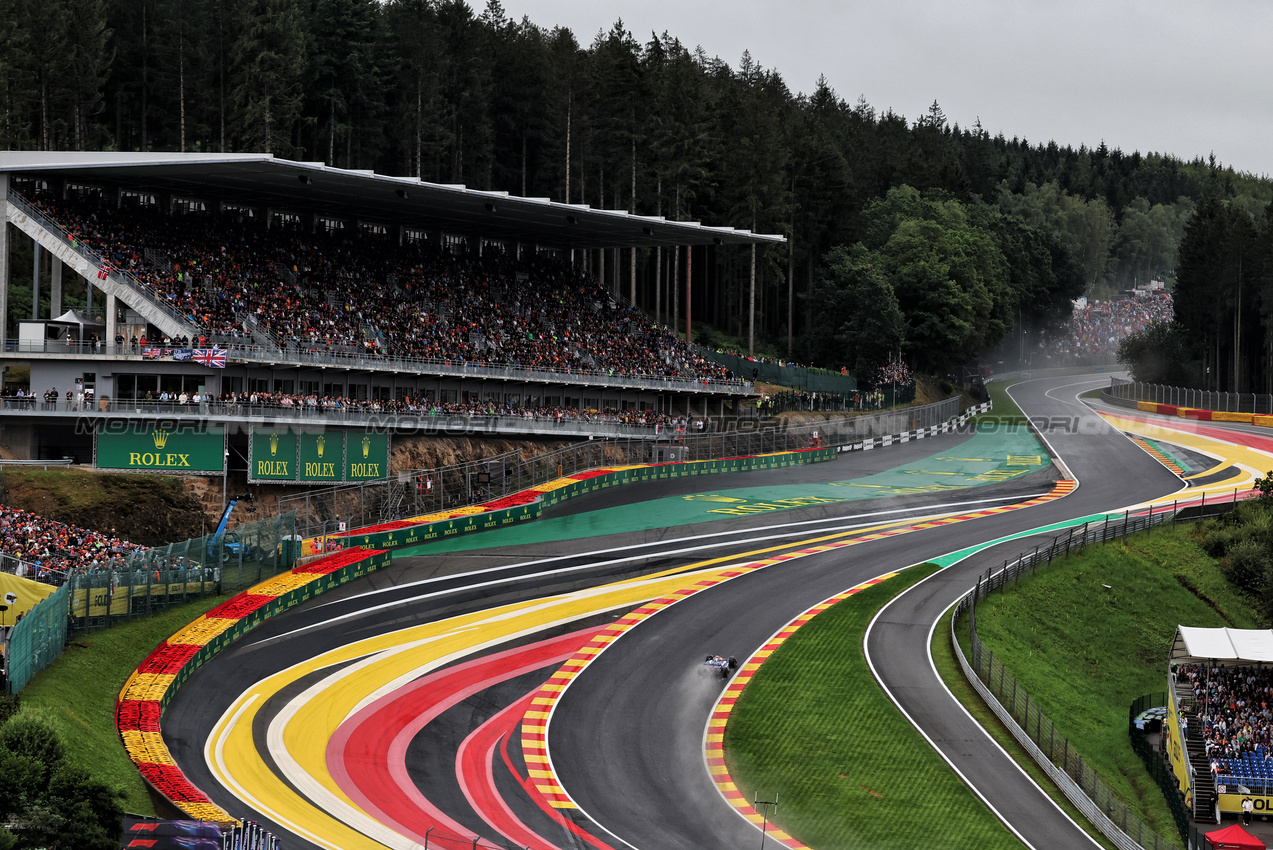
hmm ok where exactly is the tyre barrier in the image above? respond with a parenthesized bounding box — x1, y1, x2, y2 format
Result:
(116, 546, 391, 824)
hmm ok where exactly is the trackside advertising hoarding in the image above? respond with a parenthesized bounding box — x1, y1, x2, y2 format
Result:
(249, 429, 298, 481)
(248, 429, 390, 484)
(95, 424, 226, 473)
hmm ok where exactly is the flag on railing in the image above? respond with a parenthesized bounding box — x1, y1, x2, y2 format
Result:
(97, 262, 112, 280)
(142, 347, 163, 360)
(193, 348, 226, 368)
(173, 349, 193, 362)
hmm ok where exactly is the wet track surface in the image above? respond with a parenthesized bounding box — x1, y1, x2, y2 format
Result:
(160, 374, 1220, 849)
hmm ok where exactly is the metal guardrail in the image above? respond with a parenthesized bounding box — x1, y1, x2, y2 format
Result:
(0, 458, 73, 468)
(0, 396, 667, 438)
(950, 499, 1247, 850)
(1108, 377, 1273, 415)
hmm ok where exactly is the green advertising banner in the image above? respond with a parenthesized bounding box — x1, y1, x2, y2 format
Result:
(250, 430, 298, 481)
(96, 425, 225, 473)
(251, 430, 390, 484)
(298, 432, 343, 482)
(346, 433, 389, 482)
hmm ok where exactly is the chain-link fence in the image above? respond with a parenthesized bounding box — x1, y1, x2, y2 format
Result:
(1128, 692, 1203, 847)
(1108, 377, 1273, 415)
(281, 397, 963, 536)
(3, 511, 299, 692)
(950, 501, 1245, 850)
(5, 580, 71, 694)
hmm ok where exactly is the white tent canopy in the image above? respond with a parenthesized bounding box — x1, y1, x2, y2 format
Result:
(1172, 626, 1273, 664)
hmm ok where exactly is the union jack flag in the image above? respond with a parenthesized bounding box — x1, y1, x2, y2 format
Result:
(193, 348, 226, 368)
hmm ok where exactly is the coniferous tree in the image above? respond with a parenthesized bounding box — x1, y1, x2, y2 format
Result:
(230, 0, 307, 154)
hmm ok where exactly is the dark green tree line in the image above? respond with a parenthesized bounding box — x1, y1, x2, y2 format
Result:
(2, 1, 1271, 372)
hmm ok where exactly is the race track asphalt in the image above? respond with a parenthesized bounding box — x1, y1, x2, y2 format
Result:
(547, 374, 1183, 850)
(160, 376, 1183, 849)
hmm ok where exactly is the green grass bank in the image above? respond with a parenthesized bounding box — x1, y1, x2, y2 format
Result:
(952, 523, 1260, 840)
(12, 593, 231, 815)
(724, 564, 1020, 849)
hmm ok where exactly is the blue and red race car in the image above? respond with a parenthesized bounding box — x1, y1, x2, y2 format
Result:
(705, 655, 738, 679)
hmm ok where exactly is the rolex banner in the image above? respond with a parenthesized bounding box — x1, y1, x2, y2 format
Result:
(250, 430, 298, 481)
(346, 433, 388, 481)
(249, 430, 389, 483)
(95, 424, 225, 473)
(299, 432, 343, 482)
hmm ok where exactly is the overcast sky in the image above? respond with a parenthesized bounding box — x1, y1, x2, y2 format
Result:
(489, 0, 1273, 179)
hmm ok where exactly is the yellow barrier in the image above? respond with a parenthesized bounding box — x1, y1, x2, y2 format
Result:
(1211, 411, 1255, 424)
(1254, 415, 1273, 427)
(1137, 401, 1159, 412)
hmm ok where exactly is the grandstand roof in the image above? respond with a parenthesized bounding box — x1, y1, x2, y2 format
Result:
(0, 151, 785, 250)
(1172, 626, 1273, 663)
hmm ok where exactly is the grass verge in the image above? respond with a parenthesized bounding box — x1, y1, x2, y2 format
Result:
(15, 593, 231, 814)
(973, 379, 1029, 426)
(948, 523, 1258, 843)
(724, 564, 1021, 849)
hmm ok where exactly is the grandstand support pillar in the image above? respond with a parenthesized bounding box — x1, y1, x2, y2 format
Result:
(749, 243, 756, 358)
(106, 292, 117, 346)
(50, 257, 62, 317)
(0, 172, 8, 348)
(685, 245, 692, 344)
(31, 241, 41, 320)
(654, 246, 662, 325)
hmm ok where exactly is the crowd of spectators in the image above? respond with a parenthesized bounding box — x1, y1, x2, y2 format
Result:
(0, 385, 684, 428)
(1043, 292, 1174, 358)
(1176, 663, 1273, 775)
(0, 506, 142, 586)
(21, 190, 735, 384)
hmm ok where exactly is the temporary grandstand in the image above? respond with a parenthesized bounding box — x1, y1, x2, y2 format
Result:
(0, 151, 784, 469)
(1168, 626, 1273, 823)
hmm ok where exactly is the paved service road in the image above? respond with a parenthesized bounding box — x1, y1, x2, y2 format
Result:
(550, 374, 1182, 850)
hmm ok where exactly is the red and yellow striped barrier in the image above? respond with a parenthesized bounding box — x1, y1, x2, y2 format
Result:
(1136, 401, 1272, 427)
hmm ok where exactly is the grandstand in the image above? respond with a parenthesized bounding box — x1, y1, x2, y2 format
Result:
(0, 152, 783, 470)
(1168, 627, 1273, 822)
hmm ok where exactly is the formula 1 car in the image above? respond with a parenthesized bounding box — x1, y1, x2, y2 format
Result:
(705, 655, 738, 679)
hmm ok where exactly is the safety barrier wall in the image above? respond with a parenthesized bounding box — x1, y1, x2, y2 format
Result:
(839, 400, 990, 453)
(304, 447, 839, 556)
(116, 546, 392, 824)
(948, 506, 1246, 850)
(1109, 377, 1273, 416)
